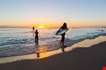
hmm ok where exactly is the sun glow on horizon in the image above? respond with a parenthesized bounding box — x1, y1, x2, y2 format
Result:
(38, 25, 45, 28)
(32, 23, 49, 28)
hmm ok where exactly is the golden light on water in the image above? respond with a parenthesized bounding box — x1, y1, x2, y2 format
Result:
(36, 46, 62, 59)
(36, 46, 49, 59)
(38, 47, 48, 53)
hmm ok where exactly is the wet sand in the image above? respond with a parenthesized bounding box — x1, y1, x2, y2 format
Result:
(0, 36, 106, 70)
(0, 42, 106, 70)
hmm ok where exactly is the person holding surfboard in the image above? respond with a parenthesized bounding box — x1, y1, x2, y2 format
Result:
(56, 22, 68, 52)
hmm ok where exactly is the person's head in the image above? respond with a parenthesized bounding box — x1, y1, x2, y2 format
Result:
(63, 22, 67, 27)
(32, 26, 35, 30)
(35, 29, 38, 33)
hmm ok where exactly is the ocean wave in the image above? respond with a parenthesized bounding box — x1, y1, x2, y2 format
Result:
(0, 28, 106, 57)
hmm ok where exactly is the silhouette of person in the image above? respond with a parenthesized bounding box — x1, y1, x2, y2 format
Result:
(34, 29, 40, 58)
(32, 26, 35, 36)
(32, 26, 35, 31)
(32, 26, 40, 58)
(32, 26, 39, 45)
(35, 29, 39, 45)
(60, 22, 68, 52)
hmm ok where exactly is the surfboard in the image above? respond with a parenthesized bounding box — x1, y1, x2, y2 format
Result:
(56, 28, 68, 35)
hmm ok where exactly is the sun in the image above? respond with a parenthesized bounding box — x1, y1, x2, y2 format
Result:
(38, 25, 45, 28)
(32, 24, 48, 28)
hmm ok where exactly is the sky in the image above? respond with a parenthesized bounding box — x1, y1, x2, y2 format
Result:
(0, 0, 106, 28)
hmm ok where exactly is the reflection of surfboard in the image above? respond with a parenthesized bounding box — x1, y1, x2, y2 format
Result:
(56, 29, 68, 35)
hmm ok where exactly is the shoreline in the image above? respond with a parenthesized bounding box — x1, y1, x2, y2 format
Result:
(0, 35, 106, 64)
(0, 31, 106, 57)
(0, 40, 106, 70)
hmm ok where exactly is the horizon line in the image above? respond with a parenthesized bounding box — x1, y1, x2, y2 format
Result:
(0, 25, 106, 29)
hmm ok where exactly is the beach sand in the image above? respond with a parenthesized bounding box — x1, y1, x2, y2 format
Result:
(0, 36, 106, 70)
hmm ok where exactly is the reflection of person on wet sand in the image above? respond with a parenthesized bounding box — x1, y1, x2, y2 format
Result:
(61, 23, 68, 52)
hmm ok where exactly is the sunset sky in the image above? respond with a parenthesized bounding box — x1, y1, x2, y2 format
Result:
(0, 0, 106, 28)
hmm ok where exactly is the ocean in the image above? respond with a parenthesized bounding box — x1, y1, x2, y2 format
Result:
(0, 28, 106, 57)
